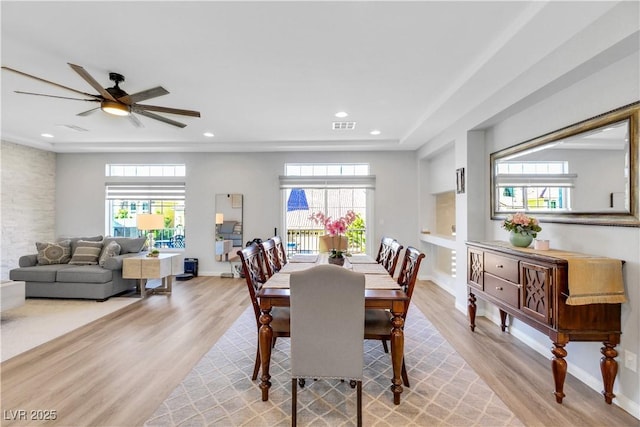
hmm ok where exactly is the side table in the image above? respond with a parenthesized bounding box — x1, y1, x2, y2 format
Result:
(216, 239, 233, 261)
(1, 281, 25, 312)
(122, 253, 180, 297)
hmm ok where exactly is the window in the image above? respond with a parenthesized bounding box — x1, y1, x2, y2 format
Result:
(281, 163, 374, 255)
(105, 164, 186, 248)
(495, 161, 574, 211)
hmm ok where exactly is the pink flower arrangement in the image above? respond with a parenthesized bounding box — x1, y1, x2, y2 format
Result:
(502, 212, 542, 237)
(309, 210, 357, 236)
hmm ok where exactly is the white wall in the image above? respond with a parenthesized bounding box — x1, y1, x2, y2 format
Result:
(54, 151, 418, 276)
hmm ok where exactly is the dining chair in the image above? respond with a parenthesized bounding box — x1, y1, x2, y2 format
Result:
(365, 246, 425, 387)
(271, 235, 288, 267)
(237, 243, 290, 381)
(290, 264, 365, 427)
(259, 238, 281, 277)
(376, 237, 403, 276)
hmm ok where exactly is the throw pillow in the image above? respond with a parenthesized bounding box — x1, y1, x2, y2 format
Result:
(233, 222, 242, 234)
(59, 235, 103, 254)
(99, 241, 121, 267)
(68, 240, 104, 265)
(36, 240, 71, 265)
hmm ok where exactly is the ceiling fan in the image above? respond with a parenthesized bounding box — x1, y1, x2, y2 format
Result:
(1, 63, 201, 128)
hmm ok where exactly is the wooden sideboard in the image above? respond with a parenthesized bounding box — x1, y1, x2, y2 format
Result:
(466, 241, 623, 404)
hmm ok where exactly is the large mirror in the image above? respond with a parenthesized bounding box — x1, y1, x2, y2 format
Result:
(215, 193, 243, 261)
(491, 102, 639, 226)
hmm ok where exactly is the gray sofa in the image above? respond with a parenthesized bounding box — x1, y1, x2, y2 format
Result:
(9, 236, 146, 301)
(218, 220, 243, 246)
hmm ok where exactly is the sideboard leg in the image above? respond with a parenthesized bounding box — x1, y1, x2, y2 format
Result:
(468, 292, 477, 332)
(551, 341, 568, 403)
(499, 309, 508, 332)
(600, 342, 618, 404)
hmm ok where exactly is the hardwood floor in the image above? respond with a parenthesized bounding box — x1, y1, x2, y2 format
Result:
(1, 276, 637, 426)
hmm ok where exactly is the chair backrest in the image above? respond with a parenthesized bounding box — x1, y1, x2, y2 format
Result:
(290, 264, 365, 380)
(376, 237, 403, 276)
(237, 243, 267, 325)
(318, 234, 348, 253)
(271, 235, 288, 267)
(396, 246, 426, 316)
(259, 239, 281, 277)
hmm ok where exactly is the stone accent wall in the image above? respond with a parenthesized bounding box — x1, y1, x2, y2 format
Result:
(1, 141, 56, 280)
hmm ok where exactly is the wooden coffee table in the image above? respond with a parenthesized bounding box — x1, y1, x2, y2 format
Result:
(122, 253, 180, 297)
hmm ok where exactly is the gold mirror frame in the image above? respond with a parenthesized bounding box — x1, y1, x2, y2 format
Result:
(490, 102, 639, 227)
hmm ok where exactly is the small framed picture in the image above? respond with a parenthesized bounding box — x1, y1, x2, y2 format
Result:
(456, 167, 465, 194)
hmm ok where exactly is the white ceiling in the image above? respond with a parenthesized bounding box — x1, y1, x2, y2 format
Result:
(1, 1, 635, 153)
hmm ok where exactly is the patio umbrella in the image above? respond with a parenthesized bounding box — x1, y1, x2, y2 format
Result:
(287, 188, 309, 211)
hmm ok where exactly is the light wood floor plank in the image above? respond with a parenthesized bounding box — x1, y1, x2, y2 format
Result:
(1, 277, 637, 426)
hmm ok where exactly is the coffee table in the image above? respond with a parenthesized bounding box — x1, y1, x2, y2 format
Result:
(122, 253, 180, 297)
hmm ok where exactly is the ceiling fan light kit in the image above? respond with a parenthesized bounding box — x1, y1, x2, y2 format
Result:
(1, 63, 200, 128)
(101, 100, 130, 116)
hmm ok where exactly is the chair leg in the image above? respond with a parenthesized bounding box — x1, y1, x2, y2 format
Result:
(252, 336, 261, 381)
(401, 357, 410, 388)
(381, 340, 389, 353)
(357, 380, 362, 427)
(292, 378, 297, 427)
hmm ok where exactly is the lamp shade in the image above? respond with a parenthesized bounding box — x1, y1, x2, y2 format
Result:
(215, 213, 224, 225)
(137, 214, 164, 231)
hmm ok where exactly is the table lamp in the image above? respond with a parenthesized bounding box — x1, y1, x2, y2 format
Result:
(215, 213, 224, 240)
(137, 214, 164, 250)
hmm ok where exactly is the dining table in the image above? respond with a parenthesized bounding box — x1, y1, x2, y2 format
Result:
(256, 253, 409, 405)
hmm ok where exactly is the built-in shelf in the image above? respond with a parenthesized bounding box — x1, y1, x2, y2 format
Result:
(419, 233, 457, 249)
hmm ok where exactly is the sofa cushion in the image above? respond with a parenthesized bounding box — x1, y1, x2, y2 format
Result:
(59, 235, 103, 254)
(102, 237, 146, 255)
(99, 241, 121, 267)
(219, 221, 236, 234)
(36, 240, 72, 265)
(69, 240, 104, 265)
(56, 265, 113, 284)
(10, 264, 75, 282)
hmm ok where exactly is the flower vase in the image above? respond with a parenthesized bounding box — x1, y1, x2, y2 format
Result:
(509, 231, 533, 248)
(328, 256, 345, 266)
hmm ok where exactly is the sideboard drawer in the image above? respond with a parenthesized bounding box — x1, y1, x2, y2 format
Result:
(485, 252, 519, 283)
(485, 274, 520, 308)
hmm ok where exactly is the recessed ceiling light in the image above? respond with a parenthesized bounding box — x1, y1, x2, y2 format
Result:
(203, 132, 215, 137)
(335, 111, 349, 118)
(370, 130, 381, 136)
(41, 133, 54, 138)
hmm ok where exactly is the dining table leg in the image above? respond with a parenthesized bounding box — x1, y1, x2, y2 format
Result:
(390, 304, 405, 405)
(258, 306, 274, 401)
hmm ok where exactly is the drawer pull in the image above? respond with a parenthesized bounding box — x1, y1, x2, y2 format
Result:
(495, 286, 503, 291)
(496, 264, 504, 268)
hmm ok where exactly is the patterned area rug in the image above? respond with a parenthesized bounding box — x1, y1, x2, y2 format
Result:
(145, 305, 523, 426)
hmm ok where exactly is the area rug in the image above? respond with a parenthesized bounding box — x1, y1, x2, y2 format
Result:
(144, 305, 523, 426)
(1, 294, 140, 362)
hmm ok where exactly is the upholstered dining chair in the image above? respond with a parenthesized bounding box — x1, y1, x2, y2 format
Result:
(365, 246, 425, 387)
(259, 238, 281, 277)
(271, 235, 288, 268)
(290, 264, 365, 427)
(376, 237, 403, 276)
(237, 244, 290, 381)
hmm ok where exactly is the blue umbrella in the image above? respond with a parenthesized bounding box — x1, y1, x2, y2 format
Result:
(287, 188, 309, 211)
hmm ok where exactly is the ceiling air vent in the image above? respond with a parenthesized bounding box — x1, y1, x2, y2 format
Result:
(332, 121, 356, 130)
(56, 124, 89, 132)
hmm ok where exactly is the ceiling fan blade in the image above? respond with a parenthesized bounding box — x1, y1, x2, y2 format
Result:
(121, 86, 169, 104)
(128, 113, 144, 128)
(2, 66, 100, 98)
(15, 91, 100, 102)
(67, 63, 118, 102)
(134, 109, 187, 128)
(133, 103, 201, 117)
(77, 107, 100, 116)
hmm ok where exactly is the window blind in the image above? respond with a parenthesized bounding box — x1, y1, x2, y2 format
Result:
(279, 175, 376, 189)
(105, 183, 186, 200)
